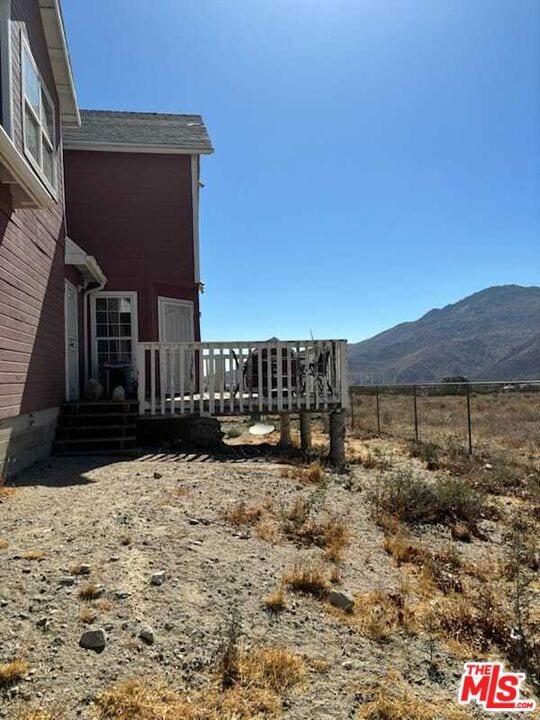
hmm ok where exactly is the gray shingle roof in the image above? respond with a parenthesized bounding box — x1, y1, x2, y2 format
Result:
(63, 110, 213, 154)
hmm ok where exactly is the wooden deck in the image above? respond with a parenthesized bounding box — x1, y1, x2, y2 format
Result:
(137, 340, 348, 417)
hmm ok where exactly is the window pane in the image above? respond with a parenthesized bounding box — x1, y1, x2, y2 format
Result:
(24, 106, 39, 162)
(96, 299, 107, 311)
(120, 324, 131, 337)
(42, 141, 54, 185)
(119, 298, 131, 313)
(41, 89, 54, 141)
(23, 49, 40, 114)
(108, 298, 119, 311)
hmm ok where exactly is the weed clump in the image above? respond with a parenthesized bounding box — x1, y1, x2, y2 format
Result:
(369, 467, 484, 527)
(284, 561, 330, 598)
(0, 659, 29, 687)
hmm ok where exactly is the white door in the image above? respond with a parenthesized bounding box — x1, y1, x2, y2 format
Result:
(65, 281, 79, 401)
(158, 297, 194, 342)
(158, 298, 195, 395)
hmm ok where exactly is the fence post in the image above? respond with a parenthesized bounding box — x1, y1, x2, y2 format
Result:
(413, 384, 419, 444)
(466, 384, 473, 455)
(350, 387, 355, 430)
(375, 386, 381, 436)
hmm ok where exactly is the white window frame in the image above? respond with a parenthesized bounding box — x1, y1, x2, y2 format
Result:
(90, 291, 139, 378)
(20, 33, 57, 196)
(158, 297, 194, 342)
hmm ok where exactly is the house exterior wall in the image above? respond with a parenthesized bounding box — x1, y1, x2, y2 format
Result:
(63, 149, 200, 345)
(0, 1, 66, 479)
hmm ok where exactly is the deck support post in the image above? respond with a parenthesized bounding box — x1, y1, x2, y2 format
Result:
(329, 409, 346, 466)
(279, 413, 292, 448)
(299, 411, 312, 453)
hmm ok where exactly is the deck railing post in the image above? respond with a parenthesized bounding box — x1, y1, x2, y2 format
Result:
(136, 344, 146, 415)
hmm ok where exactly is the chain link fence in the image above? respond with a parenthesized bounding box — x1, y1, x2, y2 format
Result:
(349, 381, 540, 464)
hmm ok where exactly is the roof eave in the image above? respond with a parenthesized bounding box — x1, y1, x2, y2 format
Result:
(63, 141, 214, 155)
(38, 0, 80, 127)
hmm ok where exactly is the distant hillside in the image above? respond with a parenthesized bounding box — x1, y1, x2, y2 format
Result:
(348, 285, 540, 384)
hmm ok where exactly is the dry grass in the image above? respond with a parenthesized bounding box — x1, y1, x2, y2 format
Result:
(255, 518, 280, 544)
(238, 647, 307, 693)
(0, 486, 16, 501)
(383, 534, 463, 595)
(21, 550, 46, 561)
(0, 658, 29, 687)
(264, 587, 286, 613)
(419, 585, 514, 656)
(224, 500, 272, 526)
(95, 598, 113, 612)
(280, 462, 325, 485)
(95, 680, 280, 720)
(356, 672, 471, 720)
(351, 590, 411, 640)
(78, 581, 103, 601)
(79, 607, 97, 624)
(94, 646, 306, 720)
(0, 539, 8, 550)
(284, 560, 329, 598)
(350, 390, 540, 470)
(284, 511, 350, 562)
(15, 710, 57, 720)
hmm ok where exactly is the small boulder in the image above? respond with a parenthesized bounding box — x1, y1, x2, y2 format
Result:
(79, 564, 92, 575)
(139, 625, 155, 645)
(150, 571, 166, 586)
(79, 628, 106, 652)
(58, 576, 75, 586)
(328, 590, 355, 613)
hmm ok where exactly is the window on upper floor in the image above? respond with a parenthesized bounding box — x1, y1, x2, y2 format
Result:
(21, 37, 56, 192)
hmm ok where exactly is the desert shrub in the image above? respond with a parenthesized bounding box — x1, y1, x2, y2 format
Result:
(369, 468, 484, 526)
(408, 441, 440, 470)
(352, 590, 411, 640)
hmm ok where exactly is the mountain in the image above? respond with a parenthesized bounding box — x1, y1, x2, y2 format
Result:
(348, 285, 540, 384)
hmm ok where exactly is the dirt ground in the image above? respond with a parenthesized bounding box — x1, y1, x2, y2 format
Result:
(0, 428, 537, 719)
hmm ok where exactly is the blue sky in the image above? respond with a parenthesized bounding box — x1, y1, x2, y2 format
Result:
(63, 0, 540, 343)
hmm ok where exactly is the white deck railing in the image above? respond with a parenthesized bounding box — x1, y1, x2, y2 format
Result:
(137, 339, 348, 416)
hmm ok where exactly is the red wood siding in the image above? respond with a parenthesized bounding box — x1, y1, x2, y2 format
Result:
(64, 150, 200, 341)
(0, 2, 66, 421)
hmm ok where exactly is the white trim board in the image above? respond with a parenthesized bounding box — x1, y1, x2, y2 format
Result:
(190, 154, 200, 284)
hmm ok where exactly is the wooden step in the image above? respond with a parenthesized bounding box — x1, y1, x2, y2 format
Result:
(58, 412, 138, 420)
(54, 436, 137, 446)
(56, 424, 137, 432)
(53, 449, 140, 457)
